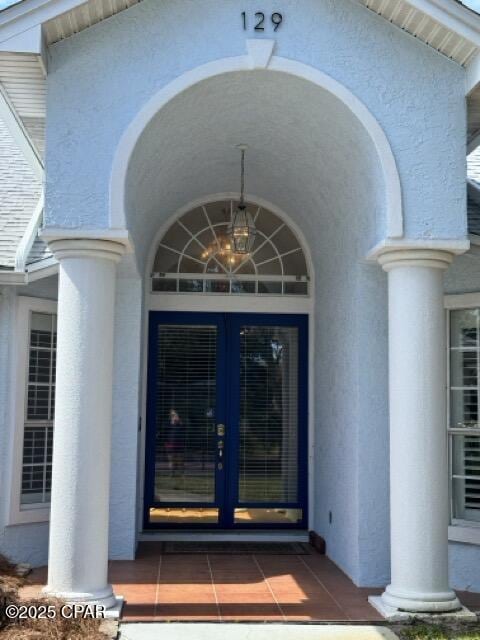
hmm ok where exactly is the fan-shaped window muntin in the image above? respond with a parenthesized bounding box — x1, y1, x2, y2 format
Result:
(152, 201, 309, 296)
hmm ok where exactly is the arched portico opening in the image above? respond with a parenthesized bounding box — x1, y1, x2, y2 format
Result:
(111, 59, 402, 270)
(117, 64, 391, 552)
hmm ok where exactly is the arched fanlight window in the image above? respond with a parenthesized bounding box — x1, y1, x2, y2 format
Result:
(152, 200, 309, 296)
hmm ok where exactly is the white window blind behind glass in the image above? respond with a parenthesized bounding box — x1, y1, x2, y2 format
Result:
(21, 312, 56, 506)
(238, 325, 298, 504)
(449, 308, 480, 523)
(154, 324, 217, 504)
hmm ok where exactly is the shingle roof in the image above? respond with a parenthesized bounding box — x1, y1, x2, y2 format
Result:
(0, 116, 43, 269)
(468, 193, 480, 236)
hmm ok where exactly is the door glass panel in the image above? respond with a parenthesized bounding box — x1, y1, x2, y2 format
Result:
(238, 326, 299, 504)
(234, 508, 302, 524)
(149, 507, 219, 524)
(154, 325, 217, 504)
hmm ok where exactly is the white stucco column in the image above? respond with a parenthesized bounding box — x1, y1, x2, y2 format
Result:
(377, 248, 460, 613)
(43, 238, 125, 608)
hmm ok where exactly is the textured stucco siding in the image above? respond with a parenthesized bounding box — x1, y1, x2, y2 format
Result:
(109, 275, 142, 559)
(44, 0, 466, 244)
(0, 0, 471, 588)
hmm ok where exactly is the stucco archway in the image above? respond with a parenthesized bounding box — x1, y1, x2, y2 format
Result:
(110, 55, 402, 270)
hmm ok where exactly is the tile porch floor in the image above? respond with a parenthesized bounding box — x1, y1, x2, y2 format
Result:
(21, 543, 480, 622)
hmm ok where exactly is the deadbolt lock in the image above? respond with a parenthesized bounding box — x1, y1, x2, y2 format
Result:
(217, 424, 225, 436)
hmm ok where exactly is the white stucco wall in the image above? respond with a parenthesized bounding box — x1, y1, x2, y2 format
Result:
(0, 0, 472, 589)
(109, 275, 143, 559)
(44, 0, 467, 247)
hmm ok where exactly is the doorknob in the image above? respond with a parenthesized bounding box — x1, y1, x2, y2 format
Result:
(217, 424, 225, 436)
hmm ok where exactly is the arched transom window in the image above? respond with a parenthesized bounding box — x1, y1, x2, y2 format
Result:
(152, 200, 309, 296)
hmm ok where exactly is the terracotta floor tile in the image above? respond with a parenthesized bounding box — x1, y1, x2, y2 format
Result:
(23, 549, 429, 623)
(158, 589, 216, 604)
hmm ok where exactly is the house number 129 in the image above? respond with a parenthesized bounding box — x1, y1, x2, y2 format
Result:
(241, 12, 283, 32)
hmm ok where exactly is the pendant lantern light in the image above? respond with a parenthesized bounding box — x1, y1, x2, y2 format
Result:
(229, 145, 256, 254)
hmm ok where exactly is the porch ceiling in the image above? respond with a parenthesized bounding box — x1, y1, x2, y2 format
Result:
(124, 70, 384, 271)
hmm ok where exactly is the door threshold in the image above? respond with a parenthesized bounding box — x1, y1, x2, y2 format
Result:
(138, 530, 309, 542)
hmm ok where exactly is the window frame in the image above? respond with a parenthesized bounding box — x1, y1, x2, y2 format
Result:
(7, 296, 57, 525)
(445, 292, 480, 545)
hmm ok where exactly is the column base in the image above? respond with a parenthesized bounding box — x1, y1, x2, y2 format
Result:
(381, 584, 461, 613)
(368, 596, 476, 622)
(42, 584, 117, 609)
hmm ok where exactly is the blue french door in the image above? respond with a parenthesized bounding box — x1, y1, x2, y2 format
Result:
(144, 312, 308, 529)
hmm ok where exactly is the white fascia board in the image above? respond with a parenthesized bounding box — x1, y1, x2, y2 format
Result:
(26, 257, 58, 280)
(0, 257, 58, 284)
(0, 270, 26, 284)
(15, 191, 44, 271)
(0, 22, 41, 53)
(0, 0, 85, 45)
(467, 51, 480, 94)
(467, 127, 480, 153)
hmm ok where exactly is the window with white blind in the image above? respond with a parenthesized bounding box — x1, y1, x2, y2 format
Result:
(21, 312, 56, 506)
(448, 307, 480, 527)
(7, 297, 57, 525)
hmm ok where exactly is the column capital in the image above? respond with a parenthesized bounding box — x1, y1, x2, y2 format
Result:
(378, 248, 455, 272)
(46, 238, 126, 263)
(39, 227, 133, 263)
(366, 238, 469, 272)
